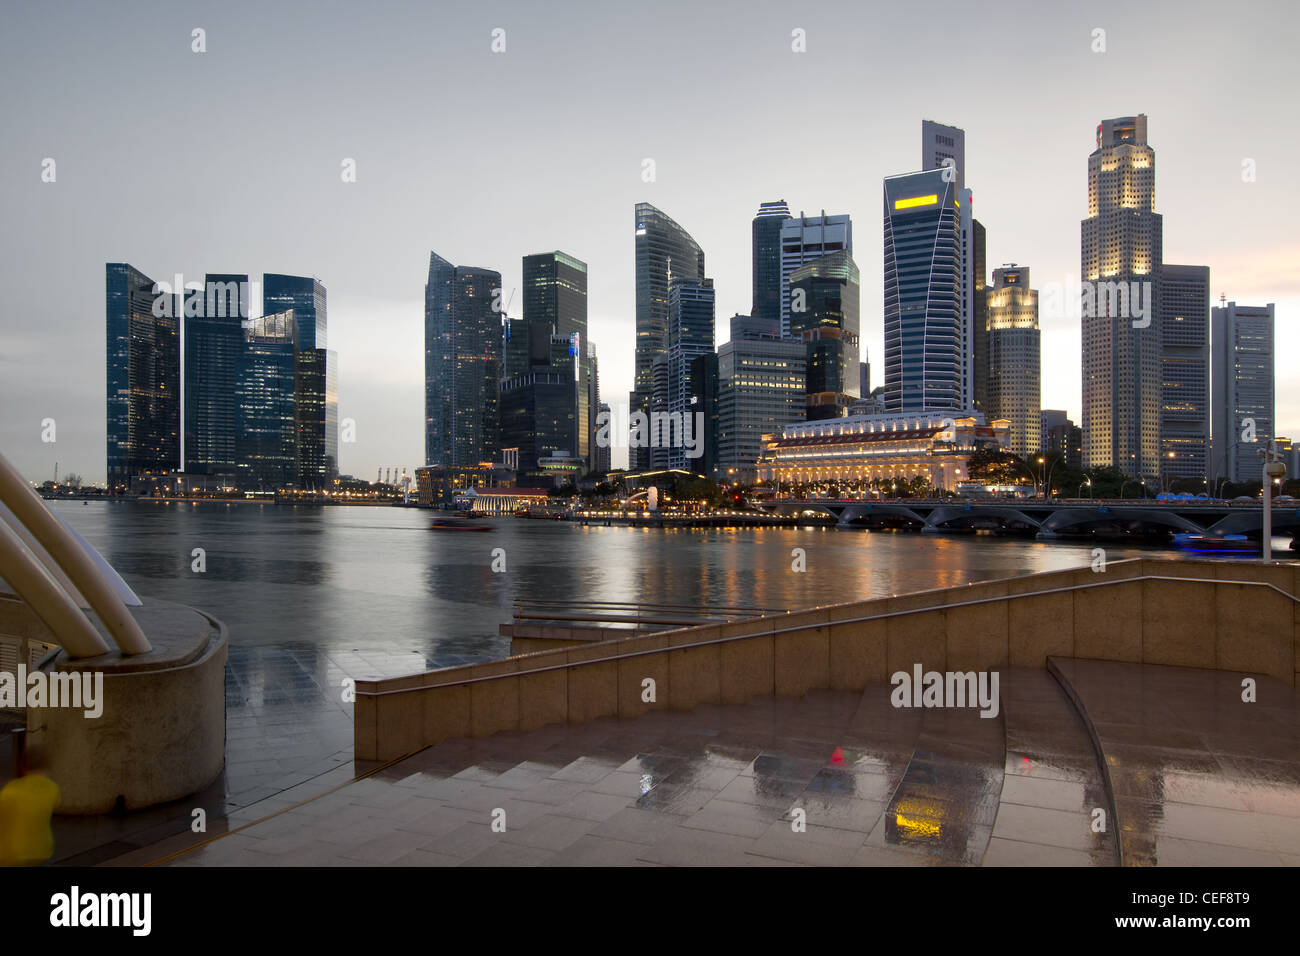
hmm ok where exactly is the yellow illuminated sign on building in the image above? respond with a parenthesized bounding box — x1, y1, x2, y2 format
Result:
(893, 194, 938, 210)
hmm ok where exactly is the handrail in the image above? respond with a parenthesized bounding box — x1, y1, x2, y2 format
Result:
(0, 450, 150, 656)
(355, 572, 1298, 698)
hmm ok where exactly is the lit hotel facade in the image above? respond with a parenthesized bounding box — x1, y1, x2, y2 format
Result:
(756, 411, 1009, 491)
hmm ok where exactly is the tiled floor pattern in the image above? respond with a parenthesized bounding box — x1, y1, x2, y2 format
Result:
(1051, 659, 1300, 866)
(156, 669, 1127, 867)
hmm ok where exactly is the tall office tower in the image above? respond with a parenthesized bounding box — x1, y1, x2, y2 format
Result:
(500, 333, 578, 481)
(717, 314, 806, 483)
(263, 274, 327, 349)
(689, 351, 720, 481)
(751, 200, 792, 323)
(586, 342, 601, 473)
(593, 402, 613, 475)
(424, 252, 503, 468)
(1158, 264, 1210, 484)
(1211, 301, 1275, 483)
(502, 316, 529, 379)
(860, 356, 870, 398)
(883, 169, 961, 412)
(183, 273, 248, 477)
(106, 263, 180, 491)
(1081, 115, 1163, 478)
(985, 265, 1041, 457)
(779, 212, 852, 340)
(294, 348, 338, 489)
(652, 277, 715, 471)
(236, 310, 298, 490)
(631, 203, 706, 471)
(922, 119, 965, 193)
(789, 251, 860, 421)
(922, 122, 985, 412)
(970, 218, 988, 412)
(524, 251, 589, 465)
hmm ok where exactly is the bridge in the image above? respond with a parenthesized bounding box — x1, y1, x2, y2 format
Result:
(758, 497, 1300, 543)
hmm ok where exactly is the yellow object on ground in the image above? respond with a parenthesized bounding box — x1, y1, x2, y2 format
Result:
(0, 773, 60, 865)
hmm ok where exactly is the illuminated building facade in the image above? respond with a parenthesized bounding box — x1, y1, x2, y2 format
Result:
(1080, 114, 1163, 477)
(985, 265, 1040, 457)
(106, 263, 180, 491)
(883, 169, 961, 412)
(1158, 264, 1210, 483)
(779, 212, 852, 340)
(789, 251, 860, 421)
(631, 203, 706, 471)
(756, 411, 1009, 491)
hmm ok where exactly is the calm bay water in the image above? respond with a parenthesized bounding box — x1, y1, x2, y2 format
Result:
(49, 500, 1164, 680)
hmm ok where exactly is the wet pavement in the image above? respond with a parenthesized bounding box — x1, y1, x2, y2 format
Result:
(129, 667, 1156, 867)
(1051, 659, 1300, 866)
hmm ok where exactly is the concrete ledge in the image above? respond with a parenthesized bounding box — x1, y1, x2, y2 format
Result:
(18, 599, 228, 814)
(354, 559, 1300, 762)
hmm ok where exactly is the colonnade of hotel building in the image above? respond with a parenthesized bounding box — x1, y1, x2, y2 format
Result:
(756, 411, 1010, 491)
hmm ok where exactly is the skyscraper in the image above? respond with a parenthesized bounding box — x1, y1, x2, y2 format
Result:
(653, 277, 715, 471)
(779, 213, 852, 340)
(523, 251, 588, 466)
(717, 315, 806, 483)
(883, 169, 961, 412)
(106, 263, 180, 491)
(986, 265, 1041, 457)
(500, 332, 577, 482)
(424, 253, 503, 468)
(631, 203, 705, 471)
(751, 200, 791, 324)
(263, 274, 327, 350)
(183, 274, 248, 477)
(921, 122, 985, 413)
(1158, 264, 1211, 484)
(922, 119, 965, 193)
(236, 310, 298, 490)
(1081, 115, 1163, 478)
(1211, 301, 1275, 484)
(789, 251, 860, 420)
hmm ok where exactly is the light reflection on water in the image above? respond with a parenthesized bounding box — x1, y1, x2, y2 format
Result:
(51, 500, 1171, 675)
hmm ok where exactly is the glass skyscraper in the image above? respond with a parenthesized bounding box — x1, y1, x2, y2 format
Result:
(1158, 264, 1210, 484)
(789, 251, 860, 421)
(631, 202, 705, 471)
(106, 263, 180, 491)
(424, 252, 503, 468)
(184, 273, 248, 476)
(883, 169, 961, 413)
(779, 213, 852, 341)
(751, 200, 791, 324)
(523, 251, 589, 466)
(654, 277, 714, 471)
(236, 310, 298, 490)
(264, 273, 327, 350)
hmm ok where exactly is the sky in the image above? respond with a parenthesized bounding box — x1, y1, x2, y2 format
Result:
(2, 0, 1297, 483)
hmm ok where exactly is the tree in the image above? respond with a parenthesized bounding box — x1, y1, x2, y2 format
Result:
(966, 447, 1028, 485)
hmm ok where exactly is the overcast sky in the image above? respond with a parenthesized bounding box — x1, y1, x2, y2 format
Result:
(2, 0, 1296, 483)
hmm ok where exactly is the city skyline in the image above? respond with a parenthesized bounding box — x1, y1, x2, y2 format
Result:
(3, 0, 1298, 484)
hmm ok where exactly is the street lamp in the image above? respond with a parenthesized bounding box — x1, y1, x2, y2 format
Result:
(1079, 476, 1093, 499)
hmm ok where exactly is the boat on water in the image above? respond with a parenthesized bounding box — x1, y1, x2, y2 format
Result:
(430, 516, 495, 532)
(1172, 532, 1254, 553)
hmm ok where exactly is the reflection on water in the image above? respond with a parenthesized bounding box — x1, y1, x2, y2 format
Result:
(51, 501, 1160, 678)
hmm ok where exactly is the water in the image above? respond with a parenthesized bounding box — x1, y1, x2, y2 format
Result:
(49, 500, 1166, 680)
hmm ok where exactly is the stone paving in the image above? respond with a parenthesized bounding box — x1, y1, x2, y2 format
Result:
(133, 667, 1145, 867)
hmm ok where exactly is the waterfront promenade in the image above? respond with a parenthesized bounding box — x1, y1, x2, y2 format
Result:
(98, 556, 1299, 867)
